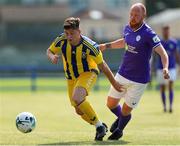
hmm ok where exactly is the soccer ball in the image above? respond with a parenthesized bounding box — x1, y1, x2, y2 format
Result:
(16, 112, 36, 133)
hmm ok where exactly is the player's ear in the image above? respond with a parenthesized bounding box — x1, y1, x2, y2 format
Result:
(143, 13, 146, 18)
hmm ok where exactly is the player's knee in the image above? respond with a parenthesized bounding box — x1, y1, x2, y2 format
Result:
(168, 81, 173, 91)
(160, 85, 166, 92)
(72, 95, 84, 105)
(72, 93, 85, 105)
(122, 103, 132, 116)
(106, 101, 113, 109)
(72, 87, 87, 105)
(106, 96, 119, 109)
(121, 110, 130, 116)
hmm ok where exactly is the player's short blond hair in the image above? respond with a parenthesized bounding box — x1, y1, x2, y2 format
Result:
(131, 3, 146, 17)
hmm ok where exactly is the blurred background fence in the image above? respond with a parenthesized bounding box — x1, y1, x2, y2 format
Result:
(0, 0, 180, 92)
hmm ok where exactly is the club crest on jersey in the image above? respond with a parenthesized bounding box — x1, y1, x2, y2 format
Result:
(169, 44, 174, 49)
(136, 35, 141, 42)
(82, 52, 87, 59)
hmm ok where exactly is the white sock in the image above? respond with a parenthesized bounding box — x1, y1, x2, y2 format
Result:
(95, 121, 102, 128)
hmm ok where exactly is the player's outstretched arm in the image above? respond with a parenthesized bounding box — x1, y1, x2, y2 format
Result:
(98, 61, 125, 92)
(46, 48, 59, 64)
(154, 44, 170, 79)
(99, 38, 125, 52)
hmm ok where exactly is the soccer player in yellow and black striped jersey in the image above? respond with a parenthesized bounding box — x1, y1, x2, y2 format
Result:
(47, 17, 124, 141)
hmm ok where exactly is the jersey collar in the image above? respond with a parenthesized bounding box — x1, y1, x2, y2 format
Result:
(71, 35, 83, 47)
(129, 23, 145, 32)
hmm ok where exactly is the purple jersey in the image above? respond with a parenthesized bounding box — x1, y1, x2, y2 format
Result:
(118, 23, 161, 83)
(157, 39, 177, 69)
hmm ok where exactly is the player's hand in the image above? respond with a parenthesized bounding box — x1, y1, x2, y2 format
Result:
(163, 68, 170, 79)
(99, 44, 106, 52)
(113, 81, 125, 92)
(49, 54, 59, 64)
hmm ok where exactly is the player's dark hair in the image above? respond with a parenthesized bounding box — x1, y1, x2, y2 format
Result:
(162, 25, 170, 29)
(63, 17, 80, 30)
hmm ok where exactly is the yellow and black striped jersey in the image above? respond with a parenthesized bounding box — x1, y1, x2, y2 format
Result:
(49, 33, 103, 80)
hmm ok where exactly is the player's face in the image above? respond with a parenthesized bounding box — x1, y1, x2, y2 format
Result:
(64, 28, 81, 46)
(129, 6, 144, 29)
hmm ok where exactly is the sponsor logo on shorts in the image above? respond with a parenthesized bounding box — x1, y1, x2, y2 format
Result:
(132, 102, 137, 105)
(86, 74, 96, 88)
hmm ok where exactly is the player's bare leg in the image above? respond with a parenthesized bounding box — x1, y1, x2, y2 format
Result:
(160, 84, 166, 112)
(168, 81, 174, 113)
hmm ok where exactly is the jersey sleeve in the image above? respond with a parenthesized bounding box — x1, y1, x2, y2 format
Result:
(172, 39, 178, 51)
(146, 29, 161, 49)
(49, 34, 65, 54)
(92, 50, 104, 64)
(89, 44, 104, 64)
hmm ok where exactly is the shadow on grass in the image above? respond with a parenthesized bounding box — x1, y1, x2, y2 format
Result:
(39, 139, 130, 145)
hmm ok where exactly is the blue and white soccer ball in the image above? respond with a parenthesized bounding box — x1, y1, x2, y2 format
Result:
(16, 112, 36, 133)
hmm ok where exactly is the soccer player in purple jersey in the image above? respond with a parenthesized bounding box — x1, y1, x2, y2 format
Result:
(156, 25, 180, 113)
(99, 3, 170, 140)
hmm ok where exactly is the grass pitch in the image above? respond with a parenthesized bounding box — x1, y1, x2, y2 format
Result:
(0, 79, 180, 145)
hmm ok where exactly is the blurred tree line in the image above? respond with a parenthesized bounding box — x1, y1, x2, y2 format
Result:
(146, 0, 180, 17)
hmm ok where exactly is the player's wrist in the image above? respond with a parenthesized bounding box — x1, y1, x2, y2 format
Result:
(105, 43, 111, 49)
(163, 68, 168, 72)
(49, 53, 54, 60)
